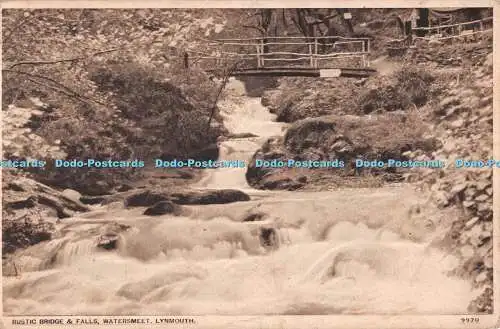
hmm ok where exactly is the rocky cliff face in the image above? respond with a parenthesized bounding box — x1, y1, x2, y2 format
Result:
(407, 51, 493, 313)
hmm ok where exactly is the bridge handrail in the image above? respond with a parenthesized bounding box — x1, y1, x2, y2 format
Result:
(413, 28, 492, 41)
(211, 51, 369, 56)
(194, 51, 368, 58)
(204, 41, 362, 46)
(209, 36, 372, 41)
(195, 53, 367, 59)
(193, 35, 372, 70)
(411, 16, 492, 31)
(263, 55, 366, 62)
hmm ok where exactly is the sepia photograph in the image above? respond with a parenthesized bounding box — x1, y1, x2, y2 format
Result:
(0, 3, 496, 325)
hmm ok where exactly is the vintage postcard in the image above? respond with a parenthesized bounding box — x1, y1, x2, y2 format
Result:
(0, 1, 498, 328)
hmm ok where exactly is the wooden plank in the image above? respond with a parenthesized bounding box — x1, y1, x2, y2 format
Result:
(229, 67, 377, 72)
(231, 70, 321, 77)
(262, 57, 312, 61)
(214, 68, 376, 78)
(340, 69, 376, 77)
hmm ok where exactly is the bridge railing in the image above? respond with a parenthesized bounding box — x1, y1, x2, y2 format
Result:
(412, 16, 493, 41)
(384, 16, 493, 54)
(189, 36, 371, 71)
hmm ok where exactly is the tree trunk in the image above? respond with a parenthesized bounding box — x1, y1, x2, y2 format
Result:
(416, 8, 429, 37)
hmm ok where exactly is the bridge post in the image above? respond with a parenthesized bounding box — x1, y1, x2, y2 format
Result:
(309, 42, 313, 68)
(314, 38, 318, 68)
(256, 43, 261, 68)
(260, 39, 265, 67)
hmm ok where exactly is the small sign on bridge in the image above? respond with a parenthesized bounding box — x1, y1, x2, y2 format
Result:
(319, 69, 342, 78)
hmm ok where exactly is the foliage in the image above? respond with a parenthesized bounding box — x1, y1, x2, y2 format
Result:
(240, 9, 358, 39)
(359, 67, 435, 113)
(394, 67, 435, 106)
(2, 9, 230, 193)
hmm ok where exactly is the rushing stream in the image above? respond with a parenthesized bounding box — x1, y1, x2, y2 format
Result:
(3, 79, 478, 316)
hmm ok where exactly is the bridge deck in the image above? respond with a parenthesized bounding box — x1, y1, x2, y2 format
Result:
(207, 67, 377, 78)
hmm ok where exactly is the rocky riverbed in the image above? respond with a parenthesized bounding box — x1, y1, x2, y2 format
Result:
(2, 80, 482, 316)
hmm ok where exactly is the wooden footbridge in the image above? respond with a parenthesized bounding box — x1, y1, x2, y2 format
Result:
(187, 36, 376, 78)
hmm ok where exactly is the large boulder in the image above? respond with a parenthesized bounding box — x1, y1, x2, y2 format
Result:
(3, 176, 90, 218)
(97, 234, 119, 250)
(246, 136, 290, 189)
(60, 189, 82, 204)
(2, 172, 93, 254)
(284, 117, 337, 154)
(262, 177, 303, 190)
(124, 190, 170, 207)
(122, 188, 250, 208)
(185, 143, 219, 162)
(80, 195, 107, 205)
(96, 222, 131, 250)
(246, 113, 437, 190)
(170, 189, 250, 205)
(143, 201, 181, 216)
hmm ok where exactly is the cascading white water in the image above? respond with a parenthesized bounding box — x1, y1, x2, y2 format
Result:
(3, 79, 479, 316)
(196, 79, 284, 190)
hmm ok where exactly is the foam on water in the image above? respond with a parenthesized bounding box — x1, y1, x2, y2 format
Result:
(3, 80, 478, 315)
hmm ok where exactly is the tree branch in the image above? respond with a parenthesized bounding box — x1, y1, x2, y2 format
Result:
(206, 60, 243, 132)
(3, 69, 106, 106)
(8, 48, 120, 69)
(242, 25, 266, 35)
(18, 76, 98, 107)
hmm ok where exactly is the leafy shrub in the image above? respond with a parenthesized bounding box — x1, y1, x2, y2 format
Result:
(359, 67, 435, 113)
(395, 67, 435, 106)
(88, 61, 223, 158)
(358, 86, 409, 113)
(3, 9, 230, 195)
(27, 61, 225, 194)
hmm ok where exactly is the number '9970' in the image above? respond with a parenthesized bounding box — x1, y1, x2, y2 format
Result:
(461, 317, 480, 324)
